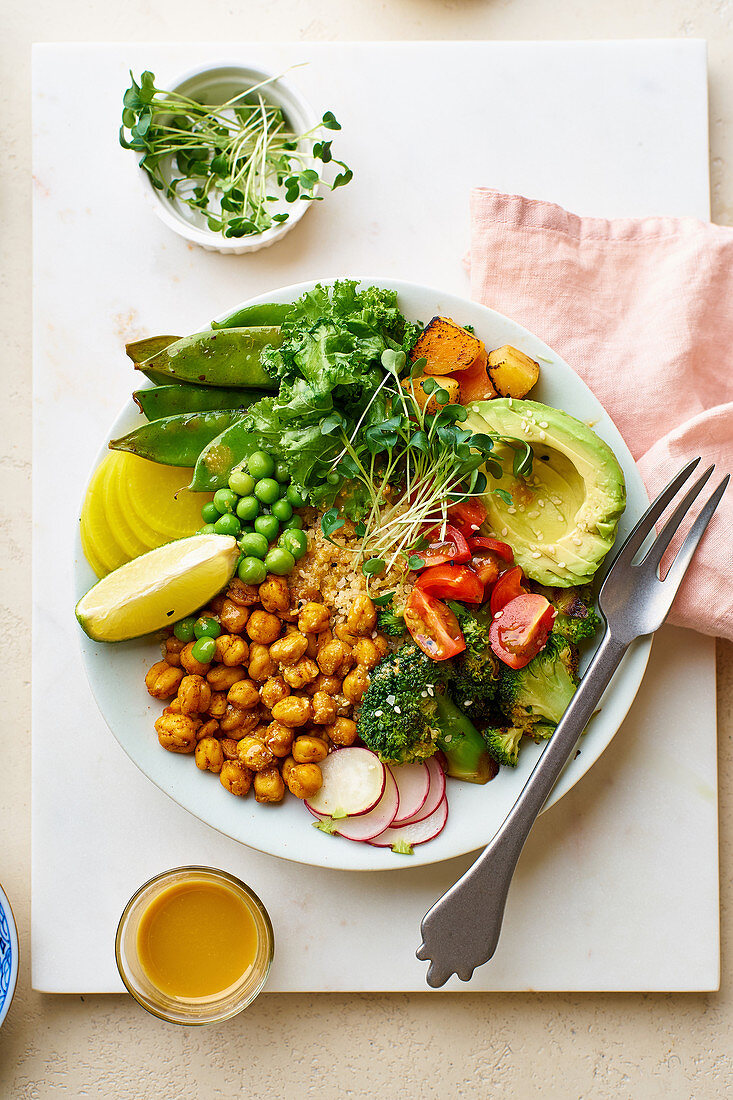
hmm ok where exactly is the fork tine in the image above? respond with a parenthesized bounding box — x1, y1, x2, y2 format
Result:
(661, 475, 730, 594)
(610, 457, 701, 566)
(640, 464, 715, 571)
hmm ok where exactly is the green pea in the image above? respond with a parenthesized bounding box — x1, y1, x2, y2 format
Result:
(239, 531, 269, 559)
(191, 637, 216, 663)
(254, 477, 279, 504)
(283, 514, 304, 531)
(326, 471, 340, 485)
(197, 524, 217, 535)
(279, 528, 308, 560)
(201, 501, 220, 524)
(247, 450, 276, 479)
(213, 487, 238, 515)
(271, 498, 293, 522)
(254, 514, 280, 542)
(236, 495, 260, 522)
(173, 616, 197, 642)
(286, 484, 307, 508)
(265, 547, 295, 576)
(275, 462, 290, 484)
(228, 468, 256, 496)
(193, 616, 221, 640)
(238, 556, 267, 585)
(214, 513, 242, 537)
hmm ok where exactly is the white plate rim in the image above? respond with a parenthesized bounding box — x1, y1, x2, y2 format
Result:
(74, 277, 652, 872)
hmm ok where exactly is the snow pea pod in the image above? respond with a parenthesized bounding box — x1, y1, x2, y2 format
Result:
(211, 302, 293, 329)
(136, 328, 281, 389)
(133, 383, 260, 421)
(109, 410, 245, 468)
(189, 421, 260, 492)
(125, 335, 180, 364)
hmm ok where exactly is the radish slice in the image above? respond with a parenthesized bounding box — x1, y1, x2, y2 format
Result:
(331, 769, 400, 842)
(305, 748, 385, 818)
(396, 755, 446, 827)
(369, 796, 448, 848)
(389, 763, 430, 826)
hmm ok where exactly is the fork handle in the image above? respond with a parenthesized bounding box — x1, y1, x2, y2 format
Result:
(419, 629, 628, 986)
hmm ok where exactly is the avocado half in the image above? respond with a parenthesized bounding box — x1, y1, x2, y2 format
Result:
(465, 399, 626, 587)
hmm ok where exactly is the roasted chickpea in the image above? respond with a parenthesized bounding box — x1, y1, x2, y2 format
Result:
(163, 699, 182, 715)
(237, 735, 275, 772)
(307, 673, 342, 696)
(317, 639, 353, 677)
(325, 717, 358, 747)
(177, 674, 212, 716)
(270, 696, 312, 727)
(214, 634, 249, 667)
(195, 736, 224, 773)
(220, 737, 240, 760)
(305, 632, 321, 659)
(259, 575, 290, 614)
(146, 660, 184, 700)
(208, 691, 228, 719)
(220, 706, 260, 735)
(286, 762, 323, 800)
(292, 735, 329, 764)
(206, 665, 247, 692)
(298, 602, 330, 634)
(282, 656, 320, 689)
(334, 622, 359, 648)
(311, 691, 337, 726)
(254, 766, 286, 804)
(352, 638, 382, 670)
(180, 642, 211, 676)
(209, 594, 226, 616)
(347, 595, 377, 637)
(260, 676, 290, 710)
(281, 755, 297, 785)
(265, 720, 294, 758)
(269, 632, 308, 666)
(163, 636, 185, 667)
(227, 678, 260, 710)
(219, 760, 252, 797)
(196, 718, 220, 740)
(247, 642, 276, 682)
(342, 666, 369, 703)
(374, 635, 390, 659)
(226, 578, 260, 607)
(218, 598, 250, 635)
(246, 610, 282, 645)
(155, 713, 197, 753)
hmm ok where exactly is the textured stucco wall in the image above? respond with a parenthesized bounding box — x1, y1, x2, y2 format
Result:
(2, 2, 733, 1096)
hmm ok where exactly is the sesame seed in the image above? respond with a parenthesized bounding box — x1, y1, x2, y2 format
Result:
(501, 527, 508, 536)
(558, 561, 566, 568)
(539, 499, 545, 508)
(464, 700, 474, 707)
(494, 610, 504, 619)
(507, 506, 516, 515)
(539, 421, 549, 429)
(394, 707, 401, 715)
(386, 694, 395, 705)
(539, 431, 546, 441)
(375, 710, 383, 717)
(508, 398, 513, 406)
(532, 551, 541, 559)
(472, 405, 480, 412)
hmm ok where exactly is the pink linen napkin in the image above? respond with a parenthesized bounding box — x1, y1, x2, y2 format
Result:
(469, 188, 733, 641)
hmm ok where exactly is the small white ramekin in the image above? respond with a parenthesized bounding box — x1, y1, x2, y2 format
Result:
(137, 63, 320, 255)
(0, 883, 18, 1030)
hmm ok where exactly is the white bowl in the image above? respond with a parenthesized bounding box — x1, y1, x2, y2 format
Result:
(74, 278, 652, 871)
(0, 883, 18, 1029)
(137, 63, 320, 255)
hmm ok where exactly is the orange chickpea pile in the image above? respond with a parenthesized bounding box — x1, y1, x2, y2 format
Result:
(145, 575, 389, 805)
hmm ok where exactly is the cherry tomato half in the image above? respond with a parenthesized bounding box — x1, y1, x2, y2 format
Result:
(448, 499, 488, 538)
(416, 564, 484, 604)
(489, 593, 555, 670)
(489, 565, 528, 616)
(467, 537, 514, 588)
(404, 588, 466, 661)
(420, 523, 471, 567)
(468, 536, 514, 563)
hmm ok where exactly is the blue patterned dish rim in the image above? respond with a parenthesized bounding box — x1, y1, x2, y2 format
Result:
(0, 883, 18, 1029)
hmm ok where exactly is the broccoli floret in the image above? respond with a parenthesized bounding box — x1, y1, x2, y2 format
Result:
(534, 584, 602, 643)
(482, 726, 524, 768)
(377, 603, 406, 636)
(496, 634, 579, 740)
(357, 644, 494, 782)
(447, 603, 501, 721)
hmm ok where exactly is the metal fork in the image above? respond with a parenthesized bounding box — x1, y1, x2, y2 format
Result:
(416, 458, 729, 987)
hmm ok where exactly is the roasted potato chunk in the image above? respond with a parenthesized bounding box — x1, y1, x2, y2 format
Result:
(411, 316, 486, 376)
(487, 344, 540, 399)
(402, 374, 460, 413)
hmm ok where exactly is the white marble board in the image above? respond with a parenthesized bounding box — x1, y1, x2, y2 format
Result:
(32, 41, 718, 992)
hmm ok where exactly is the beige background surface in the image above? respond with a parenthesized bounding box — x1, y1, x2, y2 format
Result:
(2, 2, 733, 1097)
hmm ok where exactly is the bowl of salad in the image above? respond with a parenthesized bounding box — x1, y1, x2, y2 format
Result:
(73, 279, 652, 870)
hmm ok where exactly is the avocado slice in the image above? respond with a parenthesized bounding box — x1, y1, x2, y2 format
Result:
(465, 399, 626, 587)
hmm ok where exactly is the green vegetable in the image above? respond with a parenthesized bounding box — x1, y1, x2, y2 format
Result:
(247, 451, 276, 479)
(286, 484, 307, 508)
(238, 556, 267, 584)
(283, 514, 304, 531)
(137, 329, 281, 390)
(201, 502, 220, 524)
(173, 616, 196, 642)
(391, 840, 414, 856)
(271, 498, 293, 522)
(265, 547, 295, 575)
(239, 532, 269, 559)
(254, 477, 279, 504)
(132, 383, 256, 421)
(254, 514, 280, 542)
(198, 524, 217, 535)
(189, 422, 259, 492)
(213, 488, 238, 514)
(120, 71, 353, 240)
(193, 616, 221, 640)
(214, 513, 241, 537)
(535, 585, 603, 644)
(482, 726, 524, 768)
(109, 410, 243, 467)
(496, 634, 579, 742)
(357, 644, 494, 782)
(446, 602, 501, 724)
(236, 496, 260, 522)
(191, 637, 217, 663)
(125, 335, 179, 364)
(376, 603, 406, 637)
(274, 461, 290, 484)
(278, 528, 307, 559)
(212, 303, 294, 329)
(228, 469, 255, 496)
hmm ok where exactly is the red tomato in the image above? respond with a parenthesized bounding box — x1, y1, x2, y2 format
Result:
(489, 594, 555, 669)
(450, 348, 494, 403)
(489, 566, 528, 616)
(467, 537, 514, 587)
(468, 536, 514, 563)
(416, 564, 484, 604)
(448, 499, 488, 538)
(420, 524, 471, 567)
(404, 588, 466, 661)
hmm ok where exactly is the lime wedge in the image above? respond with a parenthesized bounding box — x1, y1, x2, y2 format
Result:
(75, 534, 239, 642)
